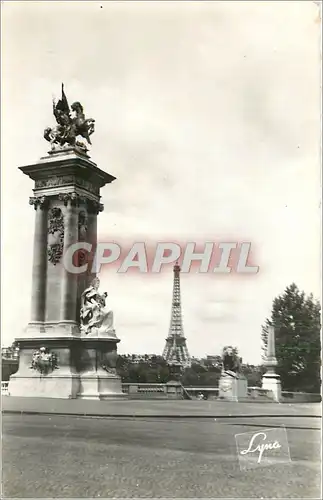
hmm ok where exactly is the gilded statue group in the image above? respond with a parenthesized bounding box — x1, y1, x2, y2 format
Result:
(80, 277, 115, 337)
(44, 83, 95, 152)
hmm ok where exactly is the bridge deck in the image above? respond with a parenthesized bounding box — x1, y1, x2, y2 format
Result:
(2, 396, 321, 420)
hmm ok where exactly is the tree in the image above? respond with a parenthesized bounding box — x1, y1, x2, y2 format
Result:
(201, 355, 222, 370)
(116, 355, 171, 383)
(262, 283, 321, 393)
(240, 364, 264, 387)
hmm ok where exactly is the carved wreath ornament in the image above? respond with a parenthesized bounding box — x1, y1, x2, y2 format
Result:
(30, 347, 58, 375)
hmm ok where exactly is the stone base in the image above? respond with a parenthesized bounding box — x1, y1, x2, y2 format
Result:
(8, 372, 79, 399)
(8, 331, 125, 400)
(77, 371, 125, 400)
(218, 372, 248, 401)
(7, 335, 81, 399)
(262, 374, 282, 402)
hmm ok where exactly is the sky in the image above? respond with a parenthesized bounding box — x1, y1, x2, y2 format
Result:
(1, 1, 321, 364)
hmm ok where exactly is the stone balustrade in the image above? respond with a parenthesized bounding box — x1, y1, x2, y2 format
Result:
(122, 383, 166, 395)
(122, 382, 184, 399)
(2, 381, 320, 402)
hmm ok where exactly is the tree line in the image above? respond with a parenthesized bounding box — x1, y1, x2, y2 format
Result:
(117, 354, 265, 387)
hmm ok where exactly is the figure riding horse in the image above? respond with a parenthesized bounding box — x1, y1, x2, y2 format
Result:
(44, 83, 95, 151)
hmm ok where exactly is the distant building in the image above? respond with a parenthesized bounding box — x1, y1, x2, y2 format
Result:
(122, 354, 159, 364)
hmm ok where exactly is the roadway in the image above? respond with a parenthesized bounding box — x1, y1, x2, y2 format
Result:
(2, 410, 321, 498)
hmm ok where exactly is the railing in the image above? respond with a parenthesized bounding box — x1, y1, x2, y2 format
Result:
(182, 387, 219, 400)
(122, 382, 190, 399)
(122, 383, 167, 395)
(184, 387, 219, 392)
(121, 384, 219, 399)
(281, 391, 321, 403)
(248, 386, 272, 398)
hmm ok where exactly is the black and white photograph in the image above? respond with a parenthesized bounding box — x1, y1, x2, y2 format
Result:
(1, 1, 322, 498)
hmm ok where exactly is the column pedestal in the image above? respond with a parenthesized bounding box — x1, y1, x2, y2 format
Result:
(8, 337, 80, 399)
(262, 326, 281, 402)
(262, 373, 282, 402)
(77, 336, 125, 400)
(218, 372, 248, 401)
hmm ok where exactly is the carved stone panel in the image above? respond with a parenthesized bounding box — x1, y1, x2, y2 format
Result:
(47, 207, 64, 265)
(35, 176, 74, 189)
(78, 210, 88, 267)
(78, 210, 88, 239)
(35, 176, 100, 196)
(76, 177, 100, 196)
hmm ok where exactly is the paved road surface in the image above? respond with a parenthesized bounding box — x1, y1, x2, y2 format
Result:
(3, 396, 321, 417)
(2, 413, 321, 498)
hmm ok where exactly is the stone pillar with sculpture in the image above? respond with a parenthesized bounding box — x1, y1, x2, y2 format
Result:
(8, 83, 124, 399)
(262, 325, 281, 402)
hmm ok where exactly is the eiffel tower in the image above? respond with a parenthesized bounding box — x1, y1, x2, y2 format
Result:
(162, 262, 191, 368)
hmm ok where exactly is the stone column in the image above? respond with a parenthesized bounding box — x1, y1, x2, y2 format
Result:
(76, 199, 102, 310)
(29, 196, 49, 324)
(59, 193, 79, 324)
(84, 200, 103, 285)
(86, 208, 98, 284)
